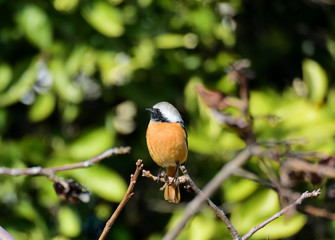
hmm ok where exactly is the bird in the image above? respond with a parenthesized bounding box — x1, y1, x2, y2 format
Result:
(146, 101, 188, 203)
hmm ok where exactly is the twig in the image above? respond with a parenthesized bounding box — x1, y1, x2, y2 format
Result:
(241, 189, 321, 240)
(142, 165, 240, 238)
(180, 165, 240, 240)
(299, 205, 335, 220)
(0, 225, 15, 240)
(98, 159, 143, 240)
(233, 168, 275, 190)
(142, 170, 188, 184)
(0, 146, 131, 177)
(163, 147, 253, 240)
(284, 158, 335, 178)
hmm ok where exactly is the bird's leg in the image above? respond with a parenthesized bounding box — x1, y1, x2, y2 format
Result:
(172, 161, 180, 186)
(164, 171, 170, 185)
(156, 167, 162, 183)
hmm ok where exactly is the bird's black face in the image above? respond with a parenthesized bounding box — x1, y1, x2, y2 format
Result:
(146, 108, 169, 122)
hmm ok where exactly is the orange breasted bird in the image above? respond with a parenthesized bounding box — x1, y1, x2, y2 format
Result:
(146, 101, 188, 203)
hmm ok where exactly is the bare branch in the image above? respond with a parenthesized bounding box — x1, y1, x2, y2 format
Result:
(163, 147, 253, 240)
(284, 158, 335, 178)
(0, 225, 15, 240)
(143, 164, 241, 239)
(179, 165, 240, 240)
(299, 205, 335, 220)
(98, 159, 143, 240)
(241, 189, 321, 240)
(0, 146, 131, 177)
(142, 170, 188, 184)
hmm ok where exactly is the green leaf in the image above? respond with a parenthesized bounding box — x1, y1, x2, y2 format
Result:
(68, 127, 115, 160)
(72, 165, 127, 202)
(188, 7, 216, 35)
(82, 1, 124, 37)
(0, 60, 37, 107)
(97, 50, 133, 86)
(57, 206, 81, 237)
(302, 58, 328, 103)
(222, 177, 259, 202)
(16, 200, 49, 238)
(62, 103, 80, 123)
(132, 38, 156, 69)
(189, 213, 216, 240)
(28, 92, 56, 122)
(53, 0, 79, 12)
(49, 58, 83, 103)
(16, 4, 52, 50)
(155, 34, 184, 49)
(0, 63, 12, 92)
(231, 189, 306, 238)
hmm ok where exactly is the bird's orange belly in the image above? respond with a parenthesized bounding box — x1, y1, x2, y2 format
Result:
(146, 122, 188, 167)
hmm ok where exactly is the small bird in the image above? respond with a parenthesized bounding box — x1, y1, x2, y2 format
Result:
(146, 101, 188, 203)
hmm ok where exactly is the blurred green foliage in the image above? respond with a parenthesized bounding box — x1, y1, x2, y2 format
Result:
(0, 0, 335, 239)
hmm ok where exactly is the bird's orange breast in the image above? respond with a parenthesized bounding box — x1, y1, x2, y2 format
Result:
(146, 122, 188, 167)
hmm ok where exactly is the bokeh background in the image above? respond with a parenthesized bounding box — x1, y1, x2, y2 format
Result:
(1, 0, 335, 239)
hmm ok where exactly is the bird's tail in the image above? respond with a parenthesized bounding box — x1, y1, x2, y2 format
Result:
(164, 166, 180, 203)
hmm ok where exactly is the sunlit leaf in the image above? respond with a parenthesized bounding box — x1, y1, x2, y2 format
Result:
(214, 24, 236, 47)
(97, 51, 133, 85)
(95, 203, 112, 220)
(222, 177, 259, 202)
(65, 45, 89, 76)
(189, 213, 216, 240)
(28, 92, 56, 122)
(188, 7, 216, 35)
(253, 213, 306, 239)
(155, 34, 184, 49)
(49, 58, 83, 103)
(231, 189, 306, 238)
(132, 38, 156, 69)
(62, 103, 80, 123)
(72, 165, 127, 202)
(0, 60, 37, 107)
(53, 0, 79, 12)
(0, 63, 12, 92)
(68, 127, 115, 160)
(302, 58, 328, 103)
(250, 90, 278, 115)
(57, 206, 81, 237)
(16, 4, 52, 50)
(16, 200, 49, 237)
(82, 1, 124, 37)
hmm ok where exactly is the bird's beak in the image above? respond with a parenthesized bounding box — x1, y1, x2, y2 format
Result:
(145, 108, 153, 112)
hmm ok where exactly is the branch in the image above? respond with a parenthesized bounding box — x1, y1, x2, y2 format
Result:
(0, 226, 15, 240)
(0, 146, 131, 177)
(299, 205, 335, 220)
(143, 165, 240, 239)
(98, 159, 143, 240)
(284, 158, 335, 178)
(163, 147, 253, 240)
(142, 170, 188, 185)
(241, 189, 321, 240)
(179, 165, 240, 240)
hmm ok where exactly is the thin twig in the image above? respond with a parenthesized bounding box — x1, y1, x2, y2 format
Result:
(241, 189, 321, 240)
(179, 165, 240, 240)
(0, 146, 131, 177)
(284, 158, 335, 178)
(163, 147, 253, 240)
(98, 159, 143, 240)
(142, 165, 240, 238)
(142, 170, 188, 184)
(0, 225, 15, 240)
(299, 205, 335, 220)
